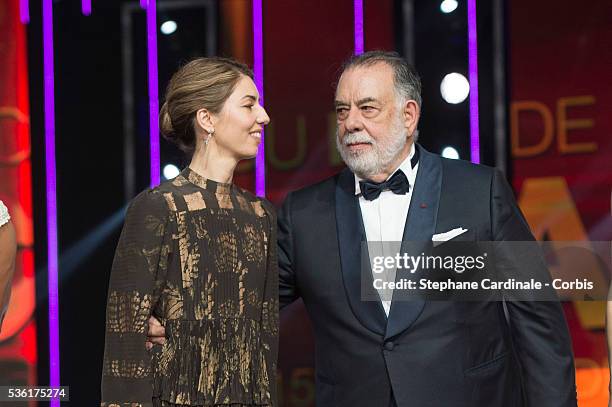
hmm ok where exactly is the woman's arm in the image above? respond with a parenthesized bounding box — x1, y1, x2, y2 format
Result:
(0, 208, 17, 331)
(100, 190, 172, 406)
(260, 199, 279, 406)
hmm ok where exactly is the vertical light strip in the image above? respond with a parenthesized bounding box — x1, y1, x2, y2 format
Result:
(492, 0, 507, 172)
(82, 0, 91, 16)
(140, 0, 148, 10)
(253, 0, 265, 196)
(20, 0, 29, 24)
(42, 0, 60, 403)
(146, 0, 160, 187)
(467, 0, 480, 164)
(354, 0, 364, 54)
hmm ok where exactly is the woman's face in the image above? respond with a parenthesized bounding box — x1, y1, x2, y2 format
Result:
(212, 75, 270, 160)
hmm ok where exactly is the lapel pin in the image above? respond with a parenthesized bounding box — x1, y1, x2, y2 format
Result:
(420, 203, 427, 208)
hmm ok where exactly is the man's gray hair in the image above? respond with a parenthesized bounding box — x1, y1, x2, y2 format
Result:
(340, 50, 422, 108)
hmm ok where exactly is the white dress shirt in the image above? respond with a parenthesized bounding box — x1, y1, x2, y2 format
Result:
(355, 145, 419, 316)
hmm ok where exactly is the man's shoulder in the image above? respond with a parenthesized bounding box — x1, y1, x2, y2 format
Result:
(436, 155, 498, 187)
(286, 171, 343, 201)
(439, 156, 495, 176)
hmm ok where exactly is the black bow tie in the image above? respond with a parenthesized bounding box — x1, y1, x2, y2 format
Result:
(359, 170, 410, 201)
(358, 148, 419, 201)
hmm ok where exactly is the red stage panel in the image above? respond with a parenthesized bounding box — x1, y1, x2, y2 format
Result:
(0, 0, 38, 395)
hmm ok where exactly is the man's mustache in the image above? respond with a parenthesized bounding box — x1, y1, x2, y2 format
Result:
(341, 132, 375, 146)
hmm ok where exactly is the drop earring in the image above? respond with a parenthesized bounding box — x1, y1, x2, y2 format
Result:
(205, 129, 214, 145)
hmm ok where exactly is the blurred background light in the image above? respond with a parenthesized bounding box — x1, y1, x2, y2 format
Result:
(160, 20, 177, 35)
(162, 163, 180, 180)
(440, 72, 470, 104)
(441, 146, 460, 159)
(440, 0, 458, 14)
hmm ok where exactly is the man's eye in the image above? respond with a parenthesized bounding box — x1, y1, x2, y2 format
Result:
(362, 106, 375, 111)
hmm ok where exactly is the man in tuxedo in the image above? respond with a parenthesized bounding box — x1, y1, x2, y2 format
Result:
(274, 51, 576, 407)
(147, 51, 577, 406)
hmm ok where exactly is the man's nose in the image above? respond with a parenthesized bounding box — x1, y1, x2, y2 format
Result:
(344, 107, 364, 133)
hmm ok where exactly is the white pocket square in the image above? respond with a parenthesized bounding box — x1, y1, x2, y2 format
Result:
(432, 227, 469, 247)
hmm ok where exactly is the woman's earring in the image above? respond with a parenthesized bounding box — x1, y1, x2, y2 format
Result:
(205, 129, 214, 145)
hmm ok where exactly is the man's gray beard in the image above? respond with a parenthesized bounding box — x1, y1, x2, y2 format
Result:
(336, 120, 408, 180)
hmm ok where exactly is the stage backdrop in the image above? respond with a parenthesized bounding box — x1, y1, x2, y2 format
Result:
(510, 0, 612, 405)
(0, 0, 38, 399)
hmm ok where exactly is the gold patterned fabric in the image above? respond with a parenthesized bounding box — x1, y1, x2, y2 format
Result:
(101, 168, 278, 407)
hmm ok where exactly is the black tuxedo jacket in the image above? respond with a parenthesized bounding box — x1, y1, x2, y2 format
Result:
(278, 145, 577, 407)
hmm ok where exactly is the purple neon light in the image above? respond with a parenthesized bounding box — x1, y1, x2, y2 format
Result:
(20, 0, 29, 24)
(140, 0, 148, 10)
(147, 0, 160, 187)
(253, 0, 265, 197)
(43, 0, 60, 403)
(467, 0, 480, 164)
(82, 0, 91, 16)
(354, 0, 364, 54)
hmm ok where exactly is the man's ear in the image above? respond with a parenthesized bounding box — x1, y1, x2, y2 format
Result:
(195, 108, 215, 134)
(403, 99, 420, 134)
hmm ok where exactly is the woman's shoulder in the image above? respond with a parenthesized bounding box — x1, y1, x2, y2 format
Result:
(127, 184, 174, 218)
(130, 174, 199, 211)
(235, 187, 276, 216)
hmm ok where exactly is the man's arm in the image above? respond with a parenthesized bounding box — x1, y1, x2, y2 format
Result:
(491, 169, 577, 407)
(278, 192, 300, 309)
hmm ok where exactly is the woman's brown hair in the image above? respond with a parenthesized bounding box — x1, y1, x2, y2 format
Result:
(159, 57, 253, 153)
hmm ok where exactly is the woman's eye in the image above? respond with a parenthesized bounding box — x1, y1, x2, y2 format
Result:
(244, 105, 254, 110)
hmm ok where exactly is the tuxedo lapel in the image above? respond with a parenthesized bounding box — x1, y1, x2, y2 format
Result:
(335, 168, 387, 336)
(385, 145, 442, 339)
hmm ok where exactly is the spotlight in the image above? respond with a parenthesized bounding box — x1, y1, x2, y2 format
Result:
(440, 73, 470, 104)
(440, 0, 459, 13)
(441, 146, 460, 160)
(163, 164, 180, 180)
(160, 20, 177, 35)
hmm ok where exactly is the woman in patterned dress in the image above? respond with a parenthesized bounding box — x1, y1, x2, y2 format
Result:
(101, 57, 277, 407)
